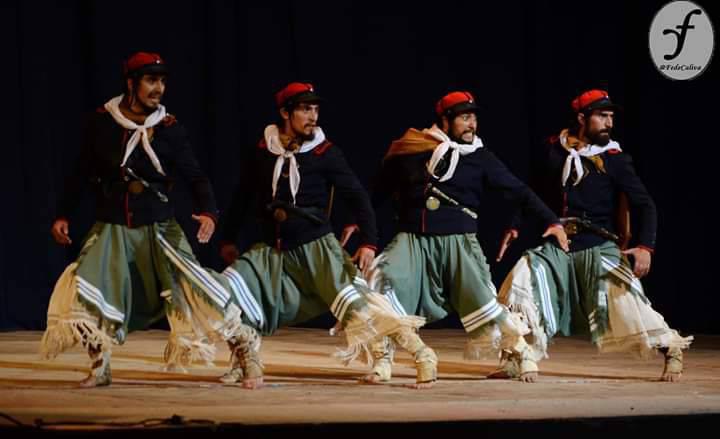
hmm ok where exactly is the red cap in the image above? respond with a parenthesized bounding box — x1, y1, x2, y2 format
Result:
(571, 89, 619, 113)
(435, 91, 478, 117)
(275, 82, 322, 108)
(123, 52, 167, 77)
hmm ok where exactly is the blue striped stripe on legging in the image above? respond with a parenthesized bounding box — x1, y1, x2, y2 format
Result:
(156, 234, 230, 309)
(461, 299, 503, 333)
(601, 257, 644, 295)
(222, 267, 265, 327)
(76, 276, 125, 323)
(533, 263, 558, 336)
(330, 284, 361, 322)
(382, 285, 408, 316)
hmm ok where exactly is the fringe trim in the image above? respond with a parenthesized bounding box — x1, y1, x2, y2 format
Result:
(163, 333, 217, 370)
(596, 328, 693, 359)
(334, 292, 425, 366)
(366, 254, 387, 294)
(40, 318, 113, 360)
(162, 300, 243, 369)
(210, 303, 245, 343)
(498, 280, 549, 360)
(464, 312, 544, 363)
(464, 323, 502, 360)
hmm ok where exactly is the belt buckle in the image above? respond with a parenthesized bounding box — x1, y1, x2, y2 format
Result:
(425, 196, 440, 211)
(127, 180, 145, 194)
(273, 208, 288, 223)
(564, 222, 578, 236)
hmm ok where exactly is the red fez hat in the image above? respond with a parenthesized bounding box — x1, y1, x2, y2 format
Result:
(435, 91, 478, 117)
(275, 82, 322, 108)
(123, 52, 168, 77)
(571, 89, 621, 113)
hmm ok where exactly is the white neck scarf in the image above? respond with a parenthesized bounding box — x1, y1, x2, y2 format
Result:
(424, 124, 483, 182)
(560, 131, 621, 186)
(104, 95, 167, 176)
(264, 124, 326, 203)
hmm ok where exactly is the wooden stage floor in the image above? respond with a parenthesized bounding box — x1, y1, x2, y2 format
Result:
(1, 328, 718, 434)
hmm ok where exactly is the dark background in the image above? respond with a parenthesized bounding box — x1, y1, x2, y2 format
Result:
(1, 0, 717, 334)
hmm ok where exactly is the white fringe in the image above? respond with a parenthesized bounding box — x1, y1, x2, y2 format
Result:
(365, 254, 387, 294)
(464, 323, 502, 360)
(497, 275, 549, 360)
(463, 310, 544, 363)
(163, 332, 217, 370)
(597, 329, 693, 359)
(334, 292, 425, 366)
(40, 318, 112, 360)
(165, 276, 245, 369)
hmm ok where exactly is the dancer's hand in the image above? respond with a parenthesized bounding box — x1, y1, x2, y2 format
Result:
(543, 224, 569, 252)
(192, 214, 215, 244)
(340, 224, 359, 247)
(496, 229, 519, 262)
(352, 246, 375, 278)
(220, 242, 240, 265)
(51, 219, 72, 245)
(622, 247, 652, 278)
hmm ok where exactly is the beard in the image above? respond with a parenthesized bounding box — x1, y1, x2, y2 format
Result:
(449, 130, 475, 144)
(587, 129, 611, 146)
(299, 131, 315, 142)
(292, 125, 316, 143)
(136, 94, 162, 114)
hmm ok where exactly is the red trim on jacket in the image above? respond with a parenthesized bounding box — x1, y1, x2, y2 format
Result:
(161, 114, 177, 127)
(312, 140, 333, 156)
(124, 193, 132, 227)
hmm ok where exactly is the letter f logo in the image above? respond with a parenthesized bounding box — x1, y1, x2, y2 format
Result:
(663, 8, 702, 60)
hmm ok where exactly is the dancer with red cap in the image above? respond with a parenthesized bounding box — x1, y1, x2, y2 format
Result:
(217, 82, 437, 389)
(495, 88, 692, 382)
(359, 91, 569, 384)
(41, 52, 251, 387)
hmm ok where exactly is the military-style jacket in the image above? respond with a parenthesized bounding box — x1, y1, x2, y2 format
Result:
(57, 108, 218, 227)
(373, 147, 558, 235)
(516, 135, 657, 252)
(222, 137, 377, 251)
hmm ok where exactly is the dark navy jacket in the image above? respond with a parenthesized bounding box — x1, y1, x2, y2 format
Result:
(517, 136, 657, 252)
(373, 147, 558, 235)
(222, 137, 377, 251)
(57, 109, 218, 227)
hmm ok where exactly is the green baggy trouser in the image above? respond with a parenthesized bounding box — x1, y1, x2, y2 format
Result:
(374, 232, 507, 337)
(498, 240, 692, 358)
(41, 220, 243, 367)
(219, 233, 425, 363)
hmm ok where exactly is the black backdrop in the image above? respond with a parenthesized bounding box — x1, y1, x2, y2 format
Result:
(1, 0, 717, 334)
